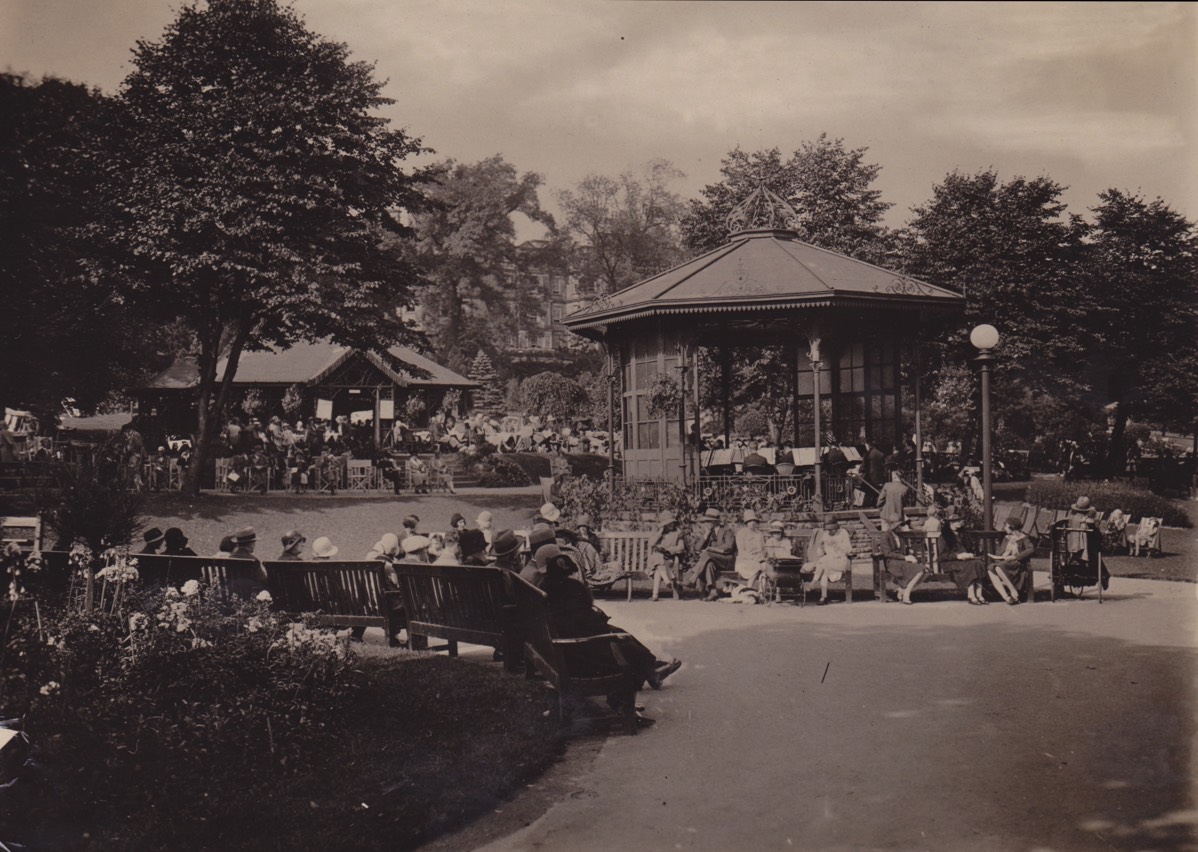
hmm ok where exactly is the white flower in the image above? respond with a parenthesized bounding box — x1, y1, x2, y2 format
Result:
(190, 637, 211, 649)
(246, 617, 263, 634)
(128, 613, 149, 632)
(164, 587, 180, 600)
(39, 680, 60, 696)
(255, 590, 272, 603)
(88, 624, 100, 633)
(181, 580, 201, 597)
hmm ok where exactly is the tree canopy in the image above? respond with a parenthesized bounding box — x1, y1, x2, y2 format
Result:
(0, 74, 180, 415)
(557, 159, 686, 297)
(104, 0, 431, 491)
(681, 136, 894, 262)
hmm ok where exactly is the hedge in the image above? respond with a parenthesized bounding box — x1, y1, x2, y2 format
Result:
(1024, 479, 1191, 528)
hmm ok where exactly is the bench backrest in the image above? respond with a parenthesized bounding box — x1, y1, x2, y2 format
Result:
(392, 561, 512, 642)
(128, 554, 259, 587)
(262, 560, 389, 617)
(599, 530, 653, 572)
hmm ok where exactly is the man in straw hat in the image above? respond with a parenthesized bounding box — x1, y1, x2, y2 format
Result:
(648, 509, 685, 601)
(685, 508, 735, 601)
(139, 527, 166, 554)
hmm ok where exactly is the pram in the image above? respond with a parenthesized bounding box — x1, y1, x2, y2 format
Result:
(1049, 521, 1109, 603)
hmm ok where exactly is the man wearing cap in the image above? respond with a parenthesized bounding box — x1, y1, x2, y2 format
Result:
(277, 530, 306, 561)
(140, 527, 166, 555)
(401, 535, 431, 563)
(535, 502, 561, 528)
(520, 525, 561, 586)
(685, 508, 735, 601)
(648, 510, 685, 601)
(806, 517, 855, 605)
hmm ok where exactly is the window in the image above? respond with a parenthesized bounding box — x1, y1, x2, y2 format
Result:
(551, 304, 564, 322)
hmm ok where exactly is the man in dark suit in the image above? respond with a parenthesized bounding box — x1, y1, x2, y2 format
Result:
(685, 508, 736, 600)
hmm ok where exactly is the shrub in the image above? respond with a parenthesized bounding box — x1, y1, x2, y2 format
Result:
(471, 454, 532, 487)
(1025, 479, 1191, 527)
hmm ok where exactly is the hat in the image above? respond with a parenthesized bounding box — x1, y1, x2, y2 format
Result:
(450, 512, 466, 528)
(491, 529, 521, 556)
(233, 526, 256, 545)
(402, 514, 420, 530)
(742, 509, 759, 523)
(164, 527, 188, 548)
(768, 520, 786, 533)
(143, 527, 166, 545)
(657, 510, 677, 528)
(372, 533, 400, 556)
(402, 535, 431, 554)
(311, 536, 338, 558)
(823, 517, 840, 530)
(281, 529, 305, 550)
(701, 508, 721, 522)
(1071, 496, 1092, 513)
(218, 535, 236, 554)
(533, 544, 562, 571)
(459, 529, 487, 558)
(574, 513, 592, 529)
(476, 510, 493, 526)
(528, 525, 557, 550)
(539, 503, 561, 524)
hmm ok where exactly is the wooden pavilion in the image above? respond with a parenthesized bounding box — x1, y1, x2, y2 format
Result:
(563, 188, 964, 500)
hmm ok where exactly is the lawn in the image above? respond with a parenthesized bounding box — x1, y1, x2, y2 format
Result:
(134, 487, 545, 559)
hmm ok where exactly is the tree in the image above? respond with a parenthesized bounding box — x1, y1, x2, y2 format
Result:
(681, 136, 894, 262)
(899, 170, 1093, 451)
(412, 155, 552, 368)
(558, 159, 686, 296)
(104, 0, 430, 494)
(517, 372, 588, 422)
(467, 350, 504, 416)
(0, 74, 180, 415)
(1084, 189, 1198, 465)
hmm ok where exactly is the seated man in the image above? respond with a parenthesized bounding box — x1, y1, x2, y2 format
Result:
(685, 508, 735, 601)
(741, 441, 774, 475)
(533, 545, 681, 727)
(805, 517, 854, 605)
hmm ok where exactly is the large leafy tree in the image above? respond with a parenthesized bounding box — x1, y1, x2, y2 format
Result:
(105, 0, 430, 493)
(900, 171, 1092, 424)
(0, 74, 179, 415)
(681, 135, 894, 262)
(412, 155, 552, 369)
(1083, 189, 1198, 465)
(557, 159, 686, 297)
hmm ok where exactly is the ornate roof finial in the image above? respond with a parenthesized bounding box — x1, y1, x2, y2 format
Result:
(725, 182, 800, 235)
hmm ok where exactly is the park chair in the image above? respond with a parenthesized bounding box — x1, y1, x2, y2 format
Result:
(596, 530, 651, 600)
(1128, 516, 1163, 557)
(346, 459, 376, 491)
(1048, 521, 1108, 602)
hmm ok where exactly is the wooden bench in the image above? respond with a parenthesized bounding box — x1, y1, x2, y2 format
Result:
(509, 572, 643, 735)
(597, 530, 653, 601)
(1, 516, 42, 551)
(262, 560, 406, 647)
(391, 561, 523, 670)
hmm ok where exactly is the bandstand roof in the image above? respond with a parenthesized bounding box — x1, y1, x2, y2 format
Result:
(564, 228, 962, 341)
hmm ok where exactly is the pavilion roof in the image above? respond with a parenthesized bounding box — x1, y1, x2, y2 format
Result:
(564, 229, 962, 337)
(134, 342, 476, 391)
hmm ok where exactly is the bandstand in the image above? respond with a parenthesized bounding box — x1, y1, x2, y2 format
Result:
(563, 188, 964, 511)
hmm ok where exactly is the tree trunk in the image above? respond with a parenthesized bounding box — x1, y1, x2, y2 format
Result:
(183, 320, 251, 496)
(1106, 399, 1129, 478)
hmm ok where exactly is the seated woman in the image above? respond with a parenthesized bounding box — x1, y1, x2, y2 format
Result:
(937, 517, 988, 605)
(804, 517, 854, 605)
(877, 519, 925, 604)
(405, 454, 430, 494)
(647, 510, 685, 602)
(987, 516, 1035, 604)
(534, 546, 681, 726)
(733, 509, 768, 590)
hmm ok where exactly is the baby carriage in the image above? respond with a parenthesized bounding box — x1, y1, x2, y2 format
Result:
(1049, 520, 1110, 602)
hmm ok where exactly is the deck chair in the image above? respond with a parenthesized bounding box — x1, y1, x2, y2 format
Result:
(346, 459, 375, 491)
(1129, 517, 1162, 557)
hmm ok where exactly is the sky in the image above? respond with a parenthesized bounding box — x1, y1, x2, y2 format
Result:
(3, 0, 1195, 240)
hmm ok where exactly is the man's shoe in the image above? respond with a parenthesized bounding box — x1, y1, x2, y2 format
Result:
(705, 589, 721, 602)
(634, 713, 656, 728)
(816, 597, 829, 606)
(649, 658, 681, 690)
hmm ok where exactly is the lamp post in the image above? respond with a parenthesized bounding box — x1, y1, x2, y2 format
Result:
(971, 324, 1000, 532)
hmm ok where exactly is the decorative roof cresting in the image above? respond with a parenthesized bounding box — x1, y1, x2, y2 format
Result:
(725, 183, 801, 235)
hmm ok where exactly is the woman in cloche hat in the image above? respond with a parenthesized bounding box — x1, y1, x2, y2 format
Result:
(648, 510, 684, 602)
